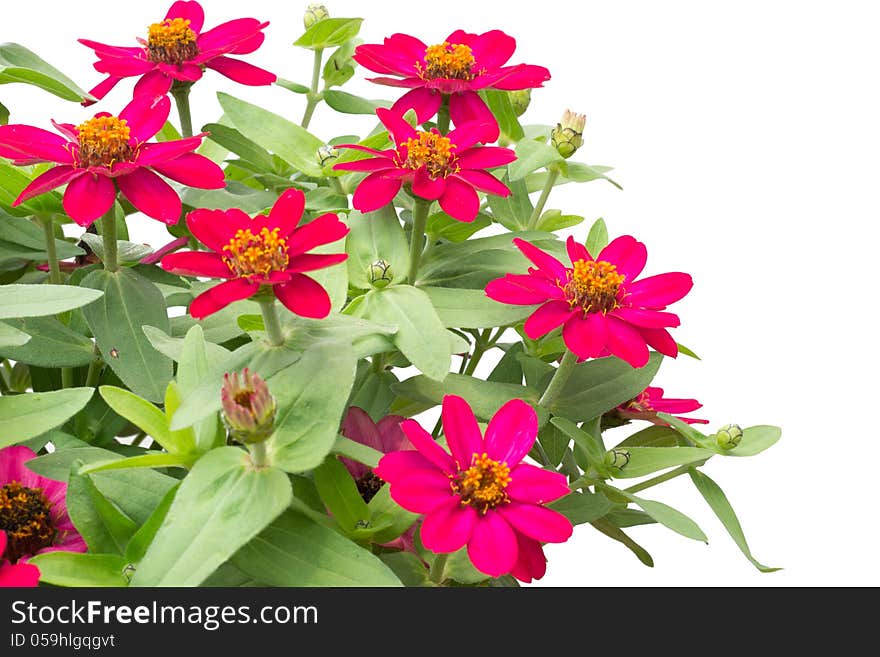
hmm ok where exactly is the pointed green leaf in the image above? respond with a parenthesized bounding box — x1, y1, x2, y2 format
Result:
(550, 492, 614, 526)
(422, 286, 536, 329)
(66, 463, 137, 555)
(607, 485, 707, 542)
(314, 456, 370, 533)
(78, 452, 198, 474)
(346, 206, 409, 289)
(585, 217, 609, 255)
(609, 446, 713, 479)
(293, 18, 363, 50)
(591, 517, 654, 567)
(0, 42, 92, 102)
(0, 387, 93, 447)
(99, 385, 194, 455)
(29, 553, 128, 587)
(0, 316, 94, 367)
(0, 321, 29, 347)
(509, 139, 564, 181)
(125, 484, 178, 564)
(0, 284, 102, 318)
(333, 435, 382, 470)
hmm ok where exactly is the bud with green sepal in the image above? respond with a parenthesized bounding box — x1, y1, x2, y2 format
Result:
(221, 369, 276, 444)
(316, 144, 339, 167)
(508, 89, 531, 117)
(303, 3, 329, 29)
(604, 448, 631, 470)
(551, 109, 586, 158)
(368, 259, 393, 288)
(715, 424, 743, 450)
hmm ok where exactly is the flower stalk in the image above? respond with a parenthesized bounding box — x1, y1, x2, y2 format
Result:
(258, 299, 285, 347)
(407, 197, 431, 284)
(527, 166, 560, 230)
(171, 82, 194, 138)
(100, 207, 119, 273)
(39, 216, 61, 285)
(537, 349, 578, 410)
(301, 48, 324, 129)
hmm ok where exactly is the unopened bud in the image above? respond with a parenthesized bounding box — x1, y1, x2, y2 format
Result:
(604, 448, 631, 470)
(508, 89, 531, 117)
(221, 368, 276, 444)
(316, 144, 339, 167)
(551, 109, 586, 158)
(715, 424, 743, 450)
(304, 4, 329, 29)
(368, 259, 393, 288)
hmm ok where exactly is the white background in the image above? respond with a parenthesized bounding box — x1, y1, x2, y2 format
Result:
(4, 0, 879, 586)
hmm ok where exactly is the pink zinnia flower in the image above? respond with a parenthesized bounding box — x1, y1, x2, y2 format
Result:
(80, 1, 275, 102)
(0, 446, 86, 571)
(334, 108, 515, 222)
(616, 386, 709, 425)
(354, 30, 550, 142)
(375, 395, 572, 582)
(486, 235, 694, 368)
(340, 407, 418, 554)
(0, 531, 40, 588)
(0, 94, 224, 227)
(161, 189, 348, 319)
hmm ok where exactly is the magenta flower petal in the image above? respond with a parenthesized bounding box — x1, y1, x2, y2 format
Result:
(150, 153, 225, 189)
(14, 166, 82, 206)
(639, 327, 678, 358)
(0, 125, 75, 163)
(63, 173, 116, 227)
(420, 499, 478, 553)
(197, 18, 269, 56)
(467, 511, 518, 577)
(512, 238, 567, 281)
(524, 300, 574, 339)
(85, 75, 123, 103)
(287, 253, 348, 274)
(566, 235, 591, 264)
(398, 419, 455, 472)
(0, 446, 41, 485)
(376, 107, 418, 144)
(412, 168, 447, 200)
(352, 171, 404, 213)
(186, 208, 248, 251)
(157, 62, 203, 81)
(287, 212, 349, 256)
(94, 55, 154, 76)
(0, 559, 40, 588)
(506, 463, 571, 504)
(449, 92, 499, 142)
(607, 316, 651, 367)
(375, 416, 412, 453)
(438, 175, 479, 222)
(598, 235, 647, 281)
(161, 251, 231, 278)
(388, 471, 455, 514)
(455, 169, 509, 197)
(447, 118, 493, 151)
(274, 273, 331, 318)
(373, 451, 436, 481)
(116, 168, 181, 224)
(136, 137, 205, 164)
(205, 56, 276, 85)
(485, 277, 549, 305)
(510, 534, 546, 583)
(563, 312, 609, 360)
(449, 29, 516, 70)
(442, 395, 483, 468)
(133, 69, 174, 97)
(262, 188, 304, 236)
(390, 87, 442, 124)
(483, 398, 537, 466)
(499, 502, 573, 543)
(456, 146, 517, 170)
(488, 64, 552, 90)
(626, 272, 694, 308)
(119, 94, 171, 142)
(332, 157, 397, 173)
(78, 38, 144, 59)
(190, 278, 259, 319)
(165, 0, 206, 33)
(342, 407, 383, 450)
(612, 307, 681, 328)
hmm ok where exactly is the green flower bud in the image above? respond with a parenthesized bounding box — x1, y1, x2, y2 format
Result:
(551, 109, 586, 159)
(316, 144, 339, 167)
(715, 424, 743, 450)
(221, 369, 276, 444)
(604, 448, 631, 470)
(507, 89, 531, 117)
(368, 259, 393, 288)
(303, 4, 329, 29)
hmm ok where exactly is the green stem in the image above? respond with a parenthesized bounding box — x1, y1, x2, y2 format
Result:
(61, 368, 74, 389)
(437, 96, 450, 133)
(407, 198, 431, 284)
(429, 553, 448, 585)
(248, 441, 270, 468)
(40, 215, 62, 284)
(101, 208, 119, 272)
(84, 345, 103, 388)
(537, 349, 578, 410)
(301, 48, 324, 129)
(171, 84, 193, 138)
(330, 177, 346, 196)
(259, 299, 285, 347)
(463, 329, 491, 376)
(624, 462, 708, 495)
(526, 167, 561, 230)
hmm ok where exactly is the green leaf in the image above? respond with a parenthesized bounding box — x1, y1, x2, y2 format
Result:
(537, 421, 569, 468)
(182, 180, 278, 214)
(607, 485, 707, 542)
(268, 342, 358, 474)
(218, 92, 324, 177)
(324, 89, 389, 115)
(176, 325, 221, 451)
(482, 89, 524, 141)
(333, 435, 381, 470)
(322, 39, 358, 88)
(605, 509, 657, 528)
(346, 362, 398, 421)
(392, 373, 542, 423)
(585, 217, 609, 255)
(509, 139, 564, 181)
(203, 122, 276, 172)
(0, 321, 29, 347)
(689, 469, 780, 572)
(559, 161, 622, 189)
(0, 387, 93, 447)
(0, 214, 83, 263)
(0, 161, 63, 216)
(66, 463, 137, 555)
(353, 286, 451, 381)
(616, 425, 681, 448)
(727, 425, 782, 457)
(550, 353, 663, 422)
(29, 552, 129, 587)
(367, 485, 418, 544)
(0, 284, 103, 318)
(551, 416, 607, 472)
(125, 484, 178, 564)
(549, 492, 614, 526)
(232, 510, 402, 586)
(79, 233, 151, 264)
(426, 210, 491, 242)
(79, 452, 198, 474)
(0, 42, 92, 102)
(293, 18, 364, 50)
(142, 325, 230, 364)
(487, 342, 524, 385)
(99, 386, 195, 455)
(609, 446, 713, 479)
(379, 552, 430, 586)
(0, 316, 94, 367)
(81, 267, 173, 403)
(422, 286, 535, 329)
(444, 547, 489, 584)
(345, 206, 410, 289)
(485, 175, 533, 231)
(275, 78, 310, 94)
(535, 209, 584, 232)
(131, 447, 292, 586)
(590, 517, 654, 567)
(314, 456, 370, 533)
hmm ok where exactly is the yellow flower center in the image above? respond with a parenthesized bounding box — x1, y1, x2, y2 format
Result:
(418, 42, 476, 80)
(146, 17, 199, 64)
(453, 453, 511, 513)
(399, 131, 459, 178)
(222, 227, 290, 280)
(76, 115, 134, 169)
(624, 391, 653, 413)
(0, 481, 55, 563)
(564, 259, 625, 314)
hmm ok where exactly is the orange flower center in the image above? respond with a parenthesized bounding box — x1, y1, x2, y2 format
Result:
(146, 17, 199, 64)
(564, 259, 625, 314)
(399, 131, 459, 178)
(222, 227, 289, 280)
(0, 481, 55, 563)
(418, 42, 476, 80)
(76, 115, 133, 169)
(453, 453, 511, 513)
